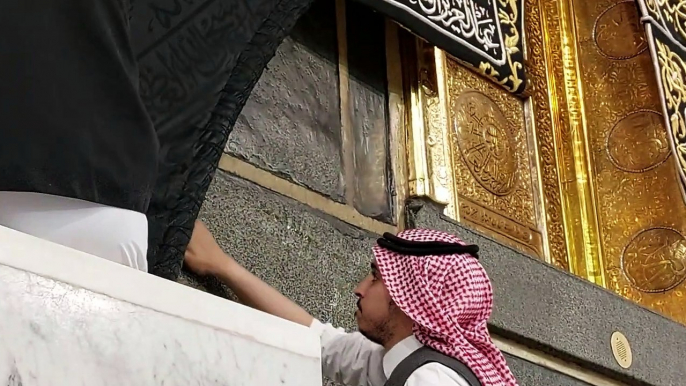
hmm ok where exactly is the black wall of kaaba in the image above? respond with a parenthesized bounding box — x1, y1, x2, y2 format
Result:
(134, 0, 526, 279)
(130, 0, 316, 279)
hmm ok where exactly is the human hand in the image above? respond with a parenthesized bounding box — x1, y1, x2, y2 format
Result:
(185, 221, 314, 327)
(184, 220, 235, 276)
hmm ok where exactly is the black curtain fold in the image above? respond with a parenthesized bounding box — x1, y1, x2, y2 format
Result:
(131, 0, 316, 279)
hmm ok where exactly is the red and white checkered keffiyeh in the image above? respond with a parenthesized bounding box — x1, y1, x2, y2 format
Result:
(373, 228, 518, 386)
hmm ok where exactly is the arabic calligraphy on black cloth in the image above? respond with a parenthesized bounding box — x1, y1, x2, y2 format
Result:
(356, 0, 526, 94)
(399, 0, 506, 64)
(635, 0, 686, 205)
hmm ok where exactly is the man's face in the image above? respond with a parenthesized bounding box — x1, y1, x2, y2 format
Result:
(354, 260, 397, 346)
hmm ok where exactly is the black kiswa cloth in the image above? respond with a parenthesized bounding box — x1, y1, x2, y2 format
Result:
(0, 0, 158, 213)
(377, 232, 480, 258)
(131, 0, 317, 278)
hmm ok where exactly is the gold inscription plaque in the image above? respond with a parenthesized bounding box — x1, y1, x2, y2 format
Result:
(622, 227, 686, 293)
(401, 0, 572, 266)
(606, 110, 671, 173)
(446, 60, 543, 258)
(593, 1, 648, 60)
(453, 92, 518, 196)
(527, 0, 573, 270)
(459, 198, 545, 257)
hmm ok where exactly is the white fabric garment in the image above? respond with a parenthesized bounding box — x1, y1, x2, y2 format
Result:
(0, 192, 148, 272)
(310, 319, 470, 386)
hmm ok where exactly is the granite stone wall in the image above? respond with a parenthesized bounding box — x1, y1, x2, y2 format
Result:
(187, 172, 371, 386)
(504, 355, 592, 386)
(187, 171, 374, 330)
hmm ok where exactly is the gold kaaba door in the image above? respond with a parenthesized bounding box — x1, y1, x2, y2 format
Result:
(394, 0, 686, 325)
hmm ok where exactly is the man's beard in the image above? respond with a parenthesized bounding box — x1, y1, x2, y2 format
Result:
(357, 300, 396, 346)
(359, 318, 393, 346)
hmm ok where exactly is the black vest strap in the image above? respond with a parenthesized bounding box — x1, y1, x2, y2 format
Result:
(384, 346, 482, 386)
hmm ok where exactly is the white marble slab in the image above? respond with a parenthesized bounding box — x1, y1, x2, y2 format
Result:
(0, 226, 322, 386)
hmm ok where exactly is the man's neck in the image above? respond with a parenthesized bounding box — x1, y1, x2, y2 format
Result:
(381, 334, 424, 378)
(383, 332, 413, 351)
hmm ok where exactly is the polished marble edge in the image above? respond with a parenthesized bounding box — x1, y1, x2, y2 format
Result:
(0, 225, 320, 359)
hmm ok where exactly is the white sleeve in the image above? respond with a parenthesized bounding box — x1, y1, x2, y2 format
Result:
(309, 319, 387, 386)
(405, 363, 471, 386)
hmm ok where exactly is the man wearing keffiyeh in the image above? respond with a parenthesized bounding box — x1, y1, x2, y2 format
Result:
(185, 221, 518, 386)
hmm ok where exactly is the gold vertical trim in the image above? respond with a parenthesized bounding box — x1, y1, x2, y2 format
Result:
(404, 37, 431, 199)
(525, 99, 553, 260)
(335, 0, 355, 204)
(539, 0, 585, 270)
(385, 20, 409, 229)
(433, 48, 459, 220)
(557, 0, 605, 286)
(525, 0, 571, 268)
(402, 36, 454, 213)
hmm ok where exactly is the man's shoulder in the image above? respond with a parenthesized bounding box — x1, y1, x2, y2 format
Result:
(405, 362, 471, 386)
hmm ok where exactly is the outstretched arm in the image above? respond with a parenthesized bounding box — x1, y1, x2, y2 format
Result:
(185, 220, 387, 386)
(184, 220, 314, 327)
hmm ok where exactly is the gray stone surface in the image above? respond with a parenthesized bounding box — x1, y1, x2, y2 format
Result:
(226, 0, 344, 201)
(407, 198, 686, 386)
(186, 170, 373, 331)
(346, 2, 393, 223)
(183, 170, 380, 386)
(504, 354, 592, 386)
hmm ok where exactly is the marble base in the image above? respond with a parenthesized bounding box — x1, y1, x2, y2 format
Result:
(0, 226, 321, 386)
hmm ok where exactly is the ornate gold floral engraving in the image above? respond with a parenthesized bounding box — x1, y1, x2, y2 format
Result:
(525, 0, 572, 269)
(402, 0, 560, 262)
(400, 0, 686, 325)
(399, 0, 686, 324)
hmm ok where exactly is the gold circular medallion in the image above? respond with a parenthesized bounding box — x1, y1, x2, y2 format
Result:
(621, 227, 686, 293)
(606, 110, 671, 173)
(594, 1, 648, 60)
(453, 91, 517, 196)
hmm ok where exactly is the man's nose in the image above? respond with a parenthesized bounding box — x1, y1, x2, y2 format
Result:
(354, 274, 372, 297)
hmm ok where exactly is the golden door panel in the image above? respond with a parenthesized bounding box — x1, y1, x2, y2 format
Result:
(401, 0, 571, 266)
(572, 0, 686, 323)
(445, 60, 544, 258)
(396, 0, 686, 325)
